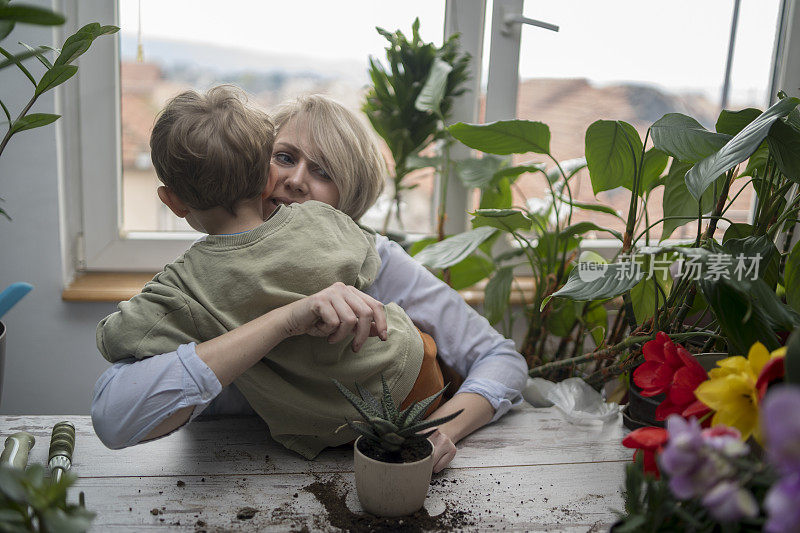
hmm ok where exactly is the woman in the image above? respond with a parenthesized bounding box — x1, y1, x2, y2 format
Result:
(91, 95, 527, 473)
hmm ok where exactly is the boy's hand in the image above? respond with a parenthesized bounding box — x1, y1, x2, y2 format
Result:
(281, 282, 388, 352)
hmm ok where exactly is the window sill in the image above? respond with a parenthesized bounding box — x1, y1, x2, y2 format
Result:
(62, 272, 536, 305)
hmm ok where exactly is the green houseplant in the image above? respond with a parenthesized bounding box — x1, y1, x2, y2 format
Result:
(410, 93, 800, 397)
(333, 377, 462, 517)
(362, 18, 469, 235)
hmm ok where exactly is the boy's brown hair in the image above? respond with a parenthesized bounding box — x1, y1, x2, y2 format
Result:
(150, 85, 274, 214)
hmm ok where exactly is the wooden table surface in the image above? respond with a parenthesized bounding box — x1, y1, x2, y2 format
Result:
(1, 403, 629, 532)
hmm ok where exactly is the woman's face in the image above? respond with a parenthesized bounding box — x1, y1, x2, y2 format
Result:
(267, 119, 340, 210)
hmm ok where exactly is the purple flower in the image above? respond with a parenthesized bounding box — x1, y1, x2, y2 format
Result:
(762, 386, 800, 475)
(765, 473, 800, 533)
(702, 481, 759, 522)
(660, 416, 719, 499)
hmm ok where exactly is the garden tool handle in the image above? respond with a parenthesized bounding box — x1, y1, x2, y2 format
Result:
(48, 421, 75, 473)
(1, 431, 35, 469)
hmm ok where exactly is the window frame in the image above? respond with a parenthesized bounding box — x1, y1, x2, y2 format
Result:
(64, 0, 799, 272)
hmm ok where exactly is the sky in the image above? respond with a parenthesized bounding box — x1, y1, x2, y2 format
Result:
(120, 0, 782, 107)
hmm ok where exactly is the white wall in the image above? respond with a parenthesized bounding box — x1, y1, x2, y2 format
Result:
(0, 3, 118, 415)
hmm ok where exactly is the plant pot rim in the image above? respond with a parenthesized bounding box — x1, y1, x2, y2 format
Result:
(353, 435, 433, 466)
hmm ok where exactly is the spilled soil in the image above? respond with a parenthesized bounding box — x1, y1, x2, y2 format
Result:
(301, 474, 475, 532)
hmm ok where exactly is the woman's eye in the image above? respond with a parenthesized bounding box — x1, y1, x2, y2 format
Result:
(273, 152, 293, 164)
(315, 167, 331, 179)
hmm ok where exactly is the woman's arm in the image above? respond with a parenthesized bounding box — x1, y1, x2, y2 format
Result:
(91, 283, 387, 447)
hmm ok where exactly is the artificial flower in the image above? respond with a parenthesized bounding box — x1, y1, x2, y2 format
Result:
(632, 331, 712, 421)
(660, 416, 749, 502)
(764, 473, 800, 533)
(622, 426, 668, 478)
(633, 332, 682, 396)
(694, 342, 784, 442)
(701, 480, 759, 523)
(761, 385, 800, 475)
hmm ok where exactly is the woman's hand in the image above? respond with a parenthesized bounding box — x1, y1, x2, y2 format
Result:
(281, 282, 388, 352)
(428, 429, 457, 473)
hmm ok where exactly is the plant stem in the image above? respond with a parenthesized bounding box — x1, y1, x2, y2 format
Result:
(0, 93, 38, 159)
(528, 331, 721, 377)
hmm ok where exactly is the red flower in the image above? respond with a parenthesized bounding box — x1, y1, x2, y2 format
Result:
(633, 331, 712, 423)
(755, 355, 785, 400)
(622, 427, 669, 477)
(634, 332, 683, 396)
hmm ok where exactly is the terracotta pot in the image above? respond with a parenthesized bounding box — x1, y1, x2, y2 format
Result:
(353, 436, 434, 517)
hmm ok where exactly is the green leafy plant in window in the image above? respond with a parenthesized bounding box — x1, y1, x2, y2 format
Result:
(410, 92, 800, 384)
(362, 18, 469, 235)
(0, 0, 119, 220)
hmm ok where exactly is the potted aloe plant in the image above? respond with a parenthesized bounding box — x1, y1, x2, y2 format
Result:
(333, 377, 462, 517)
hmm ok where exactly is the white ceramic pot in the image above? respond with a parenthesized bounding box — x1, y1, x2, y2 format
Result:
(353, 436, 434, 517)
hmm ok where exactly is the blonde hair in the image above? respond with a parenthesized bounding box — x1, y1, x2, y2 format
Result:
(272, 95, 386, 221)
(150, 85, 274, 214)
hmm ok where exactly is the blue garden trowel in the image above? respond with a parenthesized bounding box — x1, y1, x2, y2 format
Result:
(0, 282, 33, 320)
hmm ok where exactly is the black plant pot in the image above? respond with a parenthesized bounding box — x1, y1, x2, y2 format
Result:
(623, 381, 665, 430)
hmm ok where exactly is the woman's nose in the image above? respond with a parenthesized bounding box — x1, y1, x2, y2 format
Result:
(284, 168, 309, 194)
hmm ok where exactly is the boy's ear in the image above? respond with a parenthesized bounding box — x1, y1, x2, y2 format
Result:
(157, 186, 190, 218)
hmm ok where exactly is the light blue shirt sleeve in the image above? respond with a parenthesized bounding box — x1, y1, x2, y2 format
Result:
(364, 235, 527, 422)
(91, 342, 230, 448)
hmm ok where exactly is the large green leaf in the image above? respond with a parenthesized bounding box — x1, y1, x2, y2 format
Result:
(449, 120, 551, 155)
(785, 240, 800, 313)
(639, 148, 668, 194)
(493, 162, 546, 183)
(559, 221, 622, 242)
(651, 113, 731, 163)
(542, 261, 643, 309)
(767, 119, 800, 183)
(785, 329, 800, 385)
(444, 254, 493, 290)
(715, 108, 761, 135)
(414, 57, 452, 115)
(55, 23, 118, 65)
(685, 97, 800, 201)
(9, 112, 59, 134)
(484, 266, 514, 325)
(546, 298, 579, 336)
(34, 64, 77, 96)
(0, 4, 64, 25)
(628, 254, 673, 325)
(698, 277, 780, 354)
(585, 120, 642, 194)
(471, 209, 532, 232)
(741, 141, 769, 178)
(0, 19, 14, 40)
(556, 196, 624, 220)
(660, 159, 720, 240)
(455, 156, 505, 188)
(413, 226, 497, 269)
(478, 177, 512, 209)
(583, 303, 608, 347)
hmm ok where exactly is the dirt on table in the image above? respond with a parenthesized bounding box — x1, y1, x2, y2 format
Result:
(302, 474, 475, 532)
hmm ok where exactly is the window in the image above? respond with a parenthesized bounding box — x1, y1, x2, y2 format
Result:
(71, 0, 446, 270)
(480, 0, 782, 244)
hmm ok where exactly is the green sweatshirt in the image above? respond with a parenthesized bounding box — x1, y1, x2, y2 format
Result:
(97, 201, 424, 458)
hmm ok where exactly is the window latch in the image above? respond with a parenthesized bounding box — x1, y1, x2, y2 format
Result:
(502, 13, 559, 36)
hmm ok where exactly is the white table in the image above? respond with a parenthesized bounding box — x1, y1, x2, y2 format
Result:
(1, 403, 628, 531)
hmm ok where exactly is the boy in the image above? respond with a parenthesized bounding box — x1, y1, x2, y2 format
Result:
(96, 86, 429, 459)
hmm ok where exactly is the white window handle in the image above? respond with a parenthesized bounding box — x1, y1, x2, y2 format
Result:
(502, 13, 559, 35)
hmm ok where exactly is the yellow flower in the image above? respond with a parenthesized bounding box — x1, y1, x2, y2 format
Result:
(694, 342, 784, 442)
